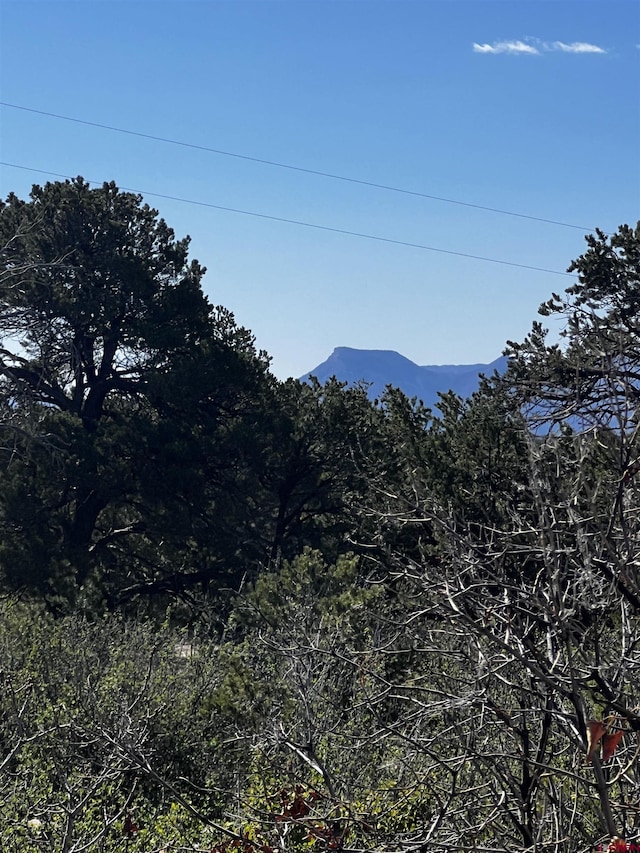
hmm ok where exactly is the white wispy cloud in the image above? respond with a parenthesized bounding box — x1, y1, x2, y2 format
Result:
(547, 40, 606, 54)
(473, 40, 540, 55)
(473, 37, 606, 56)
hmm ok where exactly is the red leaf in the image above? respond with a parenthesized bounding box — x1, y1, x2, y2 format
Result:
(586, 719, 606, 762)
(602, 729, 625, 761)
(123, 813, 138, 836)
(289, 796, 310, 819)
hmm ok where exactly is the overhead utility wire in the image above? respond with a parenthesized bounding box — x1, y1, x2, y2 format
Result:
(0, 101, 596, 233)
(0, 162, 574, 277)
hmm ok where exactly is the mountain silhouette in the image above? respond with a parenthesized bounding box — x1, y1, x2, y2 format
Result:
(301, 347, 508, 409)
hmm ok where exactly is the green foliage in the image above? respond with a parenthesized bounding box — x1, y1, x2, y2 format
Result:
(0, 598, 237, 850)
(262, 377, 389, 567)
(242, 547, 378, 626)
(0, 179, 273, 606)
(507, 223, 640, 432)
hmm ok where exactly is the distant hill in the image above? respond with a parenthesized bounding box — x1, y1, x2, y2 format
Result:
(301, 347, 508, 410)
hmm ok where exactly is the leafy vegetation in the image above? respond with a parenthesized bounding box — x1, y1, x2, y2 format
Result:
(0, 180, 638, 851)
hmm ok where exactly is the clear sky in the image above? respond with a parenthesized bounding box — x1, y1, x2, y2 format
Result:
(1, 0, 638, 379)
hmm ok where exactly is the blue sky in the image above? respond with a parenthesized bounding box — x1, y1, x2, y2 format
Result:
(1, 0, 638, 379)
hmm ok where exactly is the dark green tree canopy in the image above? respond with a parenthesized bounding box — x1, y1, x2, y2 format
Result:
(506, 222, 640, 431)
(0, 179, 273, 605)
(0, 178, 218, 430)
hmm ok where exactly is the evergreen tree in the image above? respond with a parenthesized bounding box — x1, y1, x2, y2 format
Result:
(0, 178, 272, 606)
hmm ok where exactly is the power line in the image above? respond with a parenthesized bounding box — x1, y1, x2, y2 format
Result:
(0, 161, 575, 277)
(0, 101, 597, 233)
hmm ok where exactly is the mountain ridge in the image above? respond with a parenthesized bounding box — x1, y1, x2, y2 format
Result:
(301, 347, 508, 409)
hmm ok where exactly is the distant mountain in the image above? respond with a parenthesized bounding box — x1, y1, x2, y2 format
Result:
(301, 347, 508, 410)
